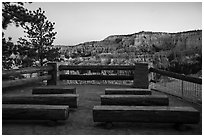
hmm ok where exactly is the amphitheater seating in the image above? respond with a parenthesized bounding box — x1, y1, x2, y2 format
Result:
(105, 88, 152, 95)
(93, 105, 200, 124)
(32, 86, 76, 94)
(93, 87, 200, 127)
(3, 94, 78, 108)
(100, 95, 169, 106)
(3, 104, 69, 121)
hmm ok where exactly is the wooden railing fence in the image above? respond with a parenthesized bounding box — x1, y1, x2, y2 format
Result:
(2, 63, 56, 88)
(2, 62, 202, 104)
(149, 67, 202, 104)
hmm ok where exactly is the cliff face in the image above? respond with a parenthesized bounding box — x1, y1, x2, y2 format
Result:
(67, 30, 201, 60)
(61, 30, 201, 74)
(100, 30, 202, 53)
(73, 30, 201, 57)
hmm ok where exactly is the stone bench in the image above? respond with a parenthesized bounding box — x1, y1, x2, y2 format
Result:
(93, 106, 200, 124)
(3, 94, 79, 108)
(3, 104, 69, 121)
(105, 88, 152, 95)
(101, 95, 169, 106)
(32, 86, 76, 94)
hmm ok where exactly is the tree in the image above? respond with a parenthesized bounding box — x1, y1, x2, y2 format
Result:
(21, 8, 59, 66)
(2, 35, 15, 69)
(17, 37, 37, 67)
(2, 2, 34, 70)
(2, 2, 32, 29)
(2, 3, 59, 69)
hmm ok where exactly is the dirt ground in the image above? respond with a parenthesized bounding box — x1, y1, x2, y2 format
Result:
(2, 82, 202, 135)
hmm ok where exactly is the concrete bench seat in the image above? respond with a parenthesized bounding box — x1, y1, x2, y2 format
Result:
(3, 104, 69, 121)
(3, 94, 79, 108)
(105, 88, 152, 95)
(93, 105, 200, 124)
(101, 95, 169, 106)
(32, 86, 76, 94)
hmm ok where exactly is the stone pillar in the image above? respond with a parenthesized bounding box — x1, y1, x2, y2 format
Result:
(133, 63, 149, 89)
(47, 62, 57, 85)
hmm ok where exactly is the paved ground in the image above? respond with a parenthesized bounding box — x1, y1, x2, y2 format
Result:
(2, 82, 202, 135)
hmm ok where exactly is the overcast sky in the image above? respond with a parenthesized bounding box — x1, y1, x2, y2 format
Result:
(3, 2, 202, 45)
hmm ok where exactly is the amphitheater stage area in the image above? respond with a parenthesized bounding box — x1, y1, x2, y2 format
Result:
(2, 81, 202, 135)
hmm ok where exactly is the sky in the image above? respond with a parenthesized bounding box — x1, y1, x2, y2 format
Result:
(3, 2, 202, 45)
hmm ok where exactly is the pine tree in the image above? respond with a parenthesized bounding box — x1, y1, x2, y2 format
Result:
(21, 8, 59, 66)
(2, 3, 59, 69)
(2, 2, 32, 29)
(2, 2, 33, 70)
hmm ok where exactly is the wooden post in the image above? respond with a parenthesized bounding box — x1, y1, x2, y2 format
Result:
(133, 63, 149, 89)
(181, 80, 184, 97)
(47, 62, 57, 85)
